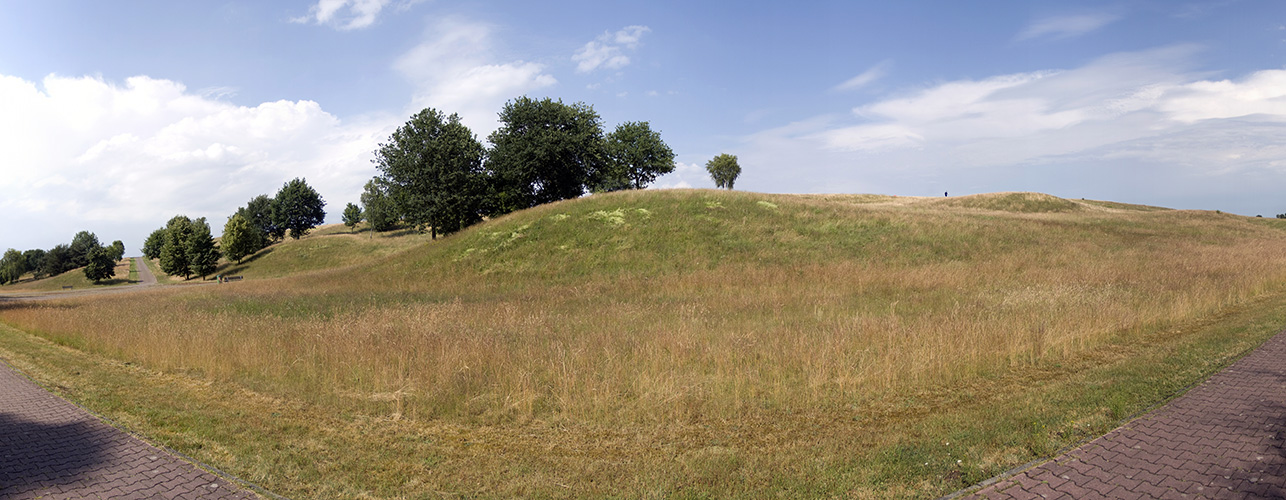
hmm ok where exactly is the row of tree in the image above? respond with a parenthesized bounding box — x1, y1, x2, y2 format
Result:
(139, 178, 327, 279)
(348, 97, 678, 238)
(1, 231, 125, 284)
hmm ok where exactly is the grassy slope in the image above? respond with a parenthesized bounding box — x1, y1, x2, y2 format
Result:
(0, 258, 135, 292)
(4, 189, 1286, 498)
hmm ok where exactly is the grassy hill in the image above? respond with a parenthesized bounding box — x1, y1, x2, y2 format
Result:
(0, 258, 135, 292)
(4, 189, 1286, 498)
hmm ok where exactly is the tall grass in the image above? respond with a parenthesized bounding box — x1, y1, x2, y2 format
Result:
(6, 191, 1286, 430)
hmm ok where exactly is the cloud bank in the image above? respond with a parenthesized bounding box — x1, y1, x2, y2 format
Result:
(0, 74, 390, 251)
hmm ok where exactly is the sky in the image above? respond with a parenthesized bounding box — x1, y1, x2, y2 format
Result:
(3, 0, 1286, 252)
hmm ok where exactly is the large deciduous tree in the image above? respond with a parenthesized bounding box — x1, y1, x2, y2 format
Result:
(42, 244, 72, 277)
(82, 246, 116, 283)
(272, 178, 326, 240)
(69, 231, 100, 268)
(374, 108, 487, 238)
(109, 240, 125, 261)
(238, 194, 279, 244)
(705, 153, 741, 190)
(22, 249, 46, 279)
(485, 97, 605, 215)
(143, 228, 166, 260)
(160, 216, 194, 279)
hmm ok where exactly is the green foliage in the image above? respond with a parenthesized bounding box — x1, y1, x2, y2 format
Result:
(486, 97, 605, 214)
(221, 214, 260, 264)
(109, 240, 125, 261)
(42, 244, 72, 277)
(21, 249, 46, 278)
(187, 218, 221, 279)
(273, 178, 326, 240)
(361, 178, 398, 232)
(595, 121, 675, 192)
(705, 153, 741, 190)
(160, 215, 194, 279)
(69, 230, 100, 268)
(239, 194, 279, 244)
(0, 248, 24, 284)
(143, 229, 166, 260)
(342, 203, 363, 231)
(82, 246, 115, 283)
(374, 108, 487, 238)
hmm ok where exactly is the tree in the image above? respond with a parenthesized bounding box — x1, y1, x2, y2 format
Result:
(42, 244, 72, 277)
(594, 121, 675, 192)
(361, 178, 397, 232)
(485, 97, 605, 214)
(143, 228, 166, 260)
(374, 108, 487, 238)
(221, 214, 259, 264)
(160, 216, 194, 279)
(22, 249, 46, 278)
(109, 240, 125, 261)
(83, 246, 116, 283)
(187, 218, 220, 279)
(0, 249, 24, 285)
(238, 194, 279, 244)
(342, 203, 363, 232)
(705, 153, 741, 190)
(69, 231, 100, 268)
(272, 178, 326, 239)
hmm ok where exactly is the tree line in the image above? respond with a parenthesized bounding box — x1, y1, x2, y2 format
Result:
(142, 178, 327, 280)
(346, 96, 680, 238)
(1, 231, 125, 284)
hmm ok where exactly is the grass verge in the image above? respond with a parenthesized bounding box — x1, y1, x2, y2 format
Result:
(0, 292, 1282, 498)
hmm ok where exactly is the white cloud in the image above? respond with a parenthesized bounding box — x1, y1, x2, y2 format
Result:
(292, 0, 420, 30)
(0, 74, 391, 251)
(1017, 13, 1121, 41)
(395, 18, 556, 137)
(573, 25, 651, 73)
(835, 60, 891, 91)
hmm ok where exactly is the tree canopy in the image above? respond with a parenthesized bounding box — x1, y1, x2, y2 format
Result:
(82, 245, 116, 283)
(706, 153, 742, 190)
(143, 228, 166, 260)
(486, 97, 605, 214)
(273, 178, 326, 239)
(187, 218, 220, 279)
(342, 203, 363, 232)
(374, 108, 486, 238)
(0, 249, 24, 284)
(596, 121, 675, 192)
(221, 214, 259, 264)
(69, 230, 100, 268)
(361, 178, 398, 232)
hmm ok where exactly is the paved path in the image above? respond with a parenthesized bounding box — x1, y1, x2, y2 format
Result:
(965, 331, 1286, 499)
(134, 257, 157, 286)
(0, 360, 259, 499)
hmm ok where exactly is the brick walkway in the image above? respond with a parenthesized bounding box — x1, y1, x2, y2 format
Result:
(0, 360, 259, 499)
(965, 331, 1286, 499)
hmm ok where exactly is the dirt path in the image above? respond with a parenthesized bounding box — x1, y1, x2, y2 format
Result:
(134, 256, 157, 285)
(0, 359, 261, 499)
(961, 330, 1286, 499)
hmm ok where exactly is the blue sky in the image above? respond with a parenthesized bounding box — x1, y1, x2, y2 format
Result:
(3, 1, 1286, 252)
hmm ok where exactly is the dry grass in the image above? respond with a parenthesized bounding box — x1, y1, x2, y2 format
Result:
(4, 190, 1286, 497)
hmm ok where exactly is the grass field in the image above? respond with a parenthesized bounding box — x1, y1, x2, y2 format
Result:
(3, 189, 1286, 498)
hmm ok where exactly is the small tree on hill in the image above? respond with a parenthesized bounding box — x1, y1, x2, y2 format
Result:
(42, 244, 72, 277)
(83, 246, 116, 283)
(109, 240, 125, 261)
(705, 153, 741, 190)
(361, 178, 397, 232)
(239, 194, 279, 244)
(273, 178, 326, 239)
(221, 214, 259, 264)
(342, 203, 363, 232)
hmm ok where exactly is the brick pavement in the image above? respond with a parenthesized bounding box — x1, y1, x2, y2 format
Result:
(0, 360, 260, 499)
(965, 331, 1286, 499)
